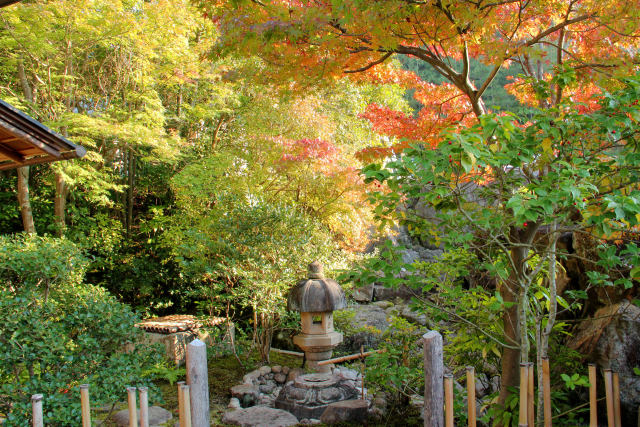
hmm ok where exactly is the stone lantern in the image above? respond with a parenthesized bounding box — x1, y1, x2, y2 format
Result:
(288, 261, 346, 371)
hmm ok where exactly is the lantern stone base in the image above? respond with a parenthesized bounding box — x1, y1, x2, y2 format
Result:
(293, 331, 342, 372)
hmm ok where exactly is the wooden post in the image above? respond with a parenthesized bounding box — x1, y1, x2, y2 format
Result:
(542, 357, 552, 427)
(177, 380, 186, 424)
(186, 339, 209, 427)
(444, 374, 454, 427)
(80, 384, 91, 427)
(588, 364, 597, 427)
(180, 384, 192, 427)
(604, 369, 615, 427)
(466, 366, 476, 427)
(613, 372, 621, 427)
(423, 331, 444, 427)
(139, 387, 149, 427)
(519, 363, 528, 427)
(527, 363, 535, 427)
(127, 387, 138, 427)
(31, 394, 43, 427)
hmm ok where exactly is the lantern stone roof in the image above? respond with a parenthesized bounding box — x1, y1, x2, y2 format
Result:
(0, 100, 86, 170)
(287, 261, 347, 312)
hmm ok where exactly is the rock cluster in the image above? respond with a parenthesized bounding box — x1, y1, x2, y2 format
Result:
(231, 365, 293, 408)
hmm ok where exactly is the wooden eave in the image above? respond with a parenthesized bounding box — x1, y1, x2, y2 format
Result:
(0, 0, 20, 8)
(0, 100, 86, 171)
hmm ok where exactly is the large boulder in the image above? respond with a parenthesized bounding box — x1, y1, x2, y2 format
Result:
(335, 305, 389, 353)
(568, 301, 640, 424)
(320, 399, 368, 424)
(113, 406, 172, 426)
(222, 406, 299, 427)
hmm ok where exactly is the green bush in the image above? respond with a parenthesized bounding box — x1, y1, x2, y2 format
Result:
(0, 235, 163, 426)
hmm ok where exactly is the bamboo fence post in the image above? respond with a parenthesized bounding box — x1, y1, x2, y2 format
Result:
(528, 363, 535, 427)
(466, 366, 476, 427)
(180, 384, 192, 427)
(519, 363, 528, 427)
(542, 357, 552, 427)
(186, 339, 209, 427)
(613, 372, 621, 427)
(588, 364, 597, 427)
(31, 394, 43, 427)
(604, 369, 615, 427)
(139, 386, 149, 427)
(423, 331, 444, 427)
(444, 374, 454, 427)
(80, 384, 91, 427)
(127, 387, 137, 427)
(360, 345, 366, 401)
(177, 380, 186, 423)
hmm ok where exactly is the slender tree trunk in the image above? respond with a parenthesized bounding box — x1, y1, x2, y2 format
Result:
(17, 166, 36, 234)
(17, 59, 36, 234)
(126, 150, 135, 236)
(54, 172, 68, 236)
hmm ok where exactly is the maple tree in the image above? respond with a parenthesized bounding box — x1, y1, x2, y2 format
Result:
(205, 0, 640, 408)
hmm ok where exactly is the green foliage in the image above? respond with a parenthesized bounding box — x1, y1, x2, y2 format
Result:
(365, 317, 423, 400)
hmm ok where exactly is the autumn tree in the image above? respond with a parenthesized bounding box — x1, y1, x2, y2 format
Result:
(204, 0, 640, 407)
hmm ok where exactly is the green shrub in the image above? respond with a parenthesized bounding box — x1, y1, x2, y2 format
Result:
(0, 235, 163, 426)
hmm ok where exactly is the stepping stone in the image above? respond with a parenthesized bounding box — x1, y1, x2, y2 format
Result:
(222, 406, 299, 427)
(320, 399, 368, 424)
(113, 406, 172, 426)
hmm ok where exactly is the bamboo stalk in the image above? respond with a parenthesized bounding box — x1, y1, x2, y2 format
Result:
(613, 372, 621, 427)
(466, 366, 476, 427)
(139, 386, 149, 427)
(181, 384, 192, 427)
(604, 369, 615, 427)
(316, 349, 383, 366)
(444, 374, 454, 427)
(528, 363, 535, 427)
(542, 357, 552, 427)
(519, 363, 528, 427)
(127, 387, 137, 427)
(588, 364, 597, 427)
(360, 345, 366, 401)
(80, 384, 91, 427)
(177, 381, 185, 425)
(31, 394, 43, 427)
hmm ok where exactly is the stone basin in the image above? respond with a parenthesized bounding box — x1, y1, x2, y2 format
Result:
(274, 372, 359, 419)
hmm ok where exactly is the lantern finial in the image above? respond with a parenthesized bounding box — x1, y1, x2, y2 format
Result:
(308, 261, 324, 279)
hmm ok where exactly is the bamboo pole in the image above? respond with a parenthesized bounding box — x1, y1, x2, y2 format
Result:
(177, 381, 186, 425)
(127, 387, 137, 427)
(316, 349, 383, 366)
(542, 357, 552, 427)
(80, 384, 91, 427)
(444, 374, 454, 427)
(519, 363, 528, 427)
(613, 372, 621, 427)
(588, 364, 597, 427)
(528, 363, 535, 427)
(180, 384, 192, 427)
(360, 345, 366, 401)
(31, 394, 43, 427)
(604, 369, 615, 427)
(466, 366, 476, 427)
(139, 386, 149, 427)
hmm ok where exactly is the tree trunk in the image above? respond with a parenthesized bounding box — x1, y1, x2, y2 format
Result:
(54, 172, 68, 236)
(17, 166, 36, 234)
(126, 150, 135, 236)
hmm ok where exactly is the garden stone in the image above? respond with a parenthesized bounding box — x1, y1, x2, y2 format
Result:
(319, 399, 368, 424)
(231, 384, 260, 400)
(244, 370, 260, 384)
(272, 365, 282, 373)
(265, 373, 274, 380)
(259, 366, 272, 376)
(274, 373, 287, 384)
(399, 304, 428, 326)
(286, 367, 304, 382)
(335, 305, 388, 353)
(222, 406, 298, 427)
(352, 283, 374, 303)
(228, 398, 241, 409)
(281, 366, 290, 375)
(259, 383, 276, 394)
(113, 406, 171, 426)
(373, 300, 393, 309)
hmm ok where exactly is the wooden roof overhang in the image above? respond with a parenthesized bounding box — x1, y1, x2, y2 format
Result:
(0, 100, 86, 171)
